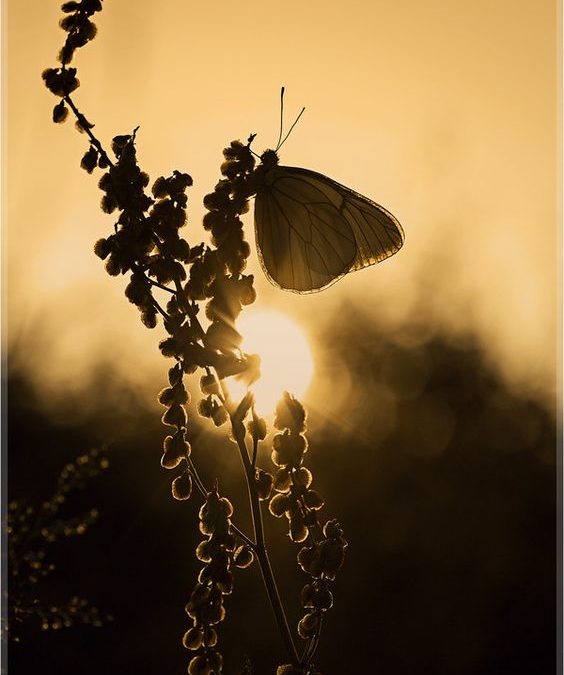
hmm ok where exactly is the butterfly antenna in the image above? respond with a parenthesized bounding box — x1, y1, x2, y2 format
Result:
(277, 105, 306, 151)
(274, 86, 285, 151)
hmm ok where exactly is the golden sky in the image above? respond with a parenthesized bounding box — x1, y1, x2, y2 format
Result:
(5, 0, 559, 412)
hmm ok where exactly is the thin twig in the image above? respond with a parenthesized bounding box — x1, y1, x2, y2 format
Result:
(63, 93, 113, 167)
(147, 278, 175, 294)
(150, 296, 169, 320)
(301, 616, 324, 667)
(231, 422, 299, 665)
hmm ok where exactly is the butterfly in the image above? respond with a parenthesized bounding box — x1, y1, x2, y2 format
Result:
(253, 150, 404, 293)
(250, 90, 404, 294)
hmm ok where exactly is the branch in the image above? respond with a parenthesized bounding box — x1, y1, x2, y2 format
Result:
(231, 422, 299, 665)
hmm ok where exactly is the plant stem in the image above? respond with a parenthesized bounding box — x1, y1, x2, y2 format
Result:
(63, 93, 113, 167)
(232, 424, 299, 666)
(186, 456, 255, 550)
(301, 615, 323, 667)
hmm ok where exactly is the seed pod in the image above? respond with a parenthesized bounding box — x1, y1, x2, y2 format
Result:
(269, 493, 289, 518)
(171, 472, 192, 501)
(234, 545, 254, 569)
(255, 469, 273, 500)
(273, 467, 291, 492)
(289, 511, 308, 543)
(304, 489, 324, 510)
(297, 611, 319, 639)
(182, 627, 203, 650)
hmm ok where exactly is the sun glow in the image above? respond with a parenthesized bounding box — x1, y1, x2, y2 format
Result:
(228, 310, 314, 415)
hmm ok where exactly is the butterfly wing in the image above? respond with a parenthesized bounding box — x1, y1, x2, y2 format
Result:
(254, 165, 404, 293)
(255, 167, 357, 292)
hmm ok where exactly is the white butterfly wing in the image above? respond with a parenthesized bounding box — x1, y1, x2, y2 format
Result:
(255, 168, 357, 292)
(254, 165, 404, 293)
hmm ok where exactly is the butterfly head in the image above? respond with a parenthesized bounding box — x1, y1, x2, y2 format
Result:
(259, 149, 280, 169)
(252, 149, 280, 190)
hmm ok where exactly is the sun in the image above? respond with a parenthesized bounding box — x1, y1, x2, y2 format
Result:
(227, 309, 314, 416)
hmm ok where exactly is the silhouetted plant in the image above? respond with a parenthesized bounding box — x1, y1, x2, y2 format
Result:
(42, 2, 346, 672)
(5, 447, 111, 642)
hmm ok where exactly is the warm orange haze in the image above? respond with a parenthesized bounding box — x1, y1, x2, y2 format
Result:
(6, 0, 558, 415)
(4, 1, 560, 674)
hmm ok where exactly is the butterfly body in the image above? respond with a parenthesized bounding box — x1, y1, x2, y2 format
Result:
(253, 150, 404, 293)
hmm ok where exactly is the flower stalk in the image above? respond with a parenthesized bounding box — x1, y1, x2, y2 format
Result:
(231, 420, 299, 664)
(42, 3, 347, 671)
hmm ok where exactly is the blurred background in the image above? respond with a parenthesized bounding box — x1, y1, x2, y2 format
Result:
(5, 0, 559, 673)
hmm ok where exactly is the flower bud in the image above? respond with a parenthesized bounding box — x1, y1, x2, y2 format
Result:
(247, 416, 267, 441)
(203, 627, 218, 647)
(171, 472, 192, 501)
(93, 237, 111, 260)
(200, 373, 219, 395)
(198, 396, 214, 418)
(158, 384, 189, 406)
(218, 497, 234, 518)
(297, 612, 319, 639)
(185, 583, 210, 617)
(323, 519, 345, 541)
(195, 539, 214, 563)
(238, 275, 256, 305)
(273, 431, 307, 466)
(141, 307, 158, 329)
(211, 406, 229, 427)
(233, 545, 254, 569)
(269, 493, 289, 518)
(182, 627, 203, 650)
(188, 655, 212, 675)
(297, 545, 316, 575)
(81, 146, 98, 173)
(255, 469, 273, 500)
(161, 433, 190, 469)
(274, 392, 306, 432)
(168, 364, 183, 386)
(289, 511, 308, 543)
(162, 404, 187, 428)
(302, 584, 333, 611)
(304, 489, 324, 511)
(52, 100, 68, 123)
(294, 467, 312, 488)
(273, 467, 291, 492)
(318, 540, 346, 580)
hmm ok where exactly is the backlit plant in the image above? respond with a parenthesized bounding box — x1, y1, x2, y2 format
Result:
(41, 2, 347, 672)
(5, 448, 111, 642)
